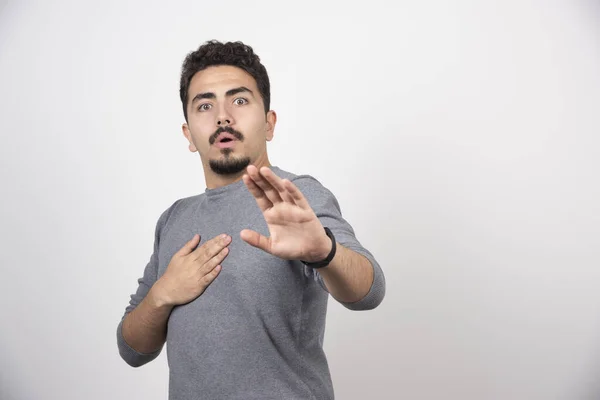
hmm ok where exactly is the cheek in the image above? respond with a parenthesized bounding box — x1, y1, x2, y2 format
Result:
(189, 120, 215, 143)
(240, 114, 267, 137)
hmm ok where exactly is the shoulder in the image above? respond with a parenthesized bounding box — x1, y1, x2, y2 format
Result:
(156, 193, 204, 227)
(272, 166, 327, 192)
(273, 166, 340, 209)
(173, 193, 204, 211)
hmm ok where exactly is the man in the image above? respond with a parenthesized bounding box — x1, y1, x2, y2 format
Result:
(117, 40, 386, 400)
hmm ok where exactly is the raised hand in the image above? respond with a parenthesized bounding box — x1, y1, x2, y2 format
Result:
(240, 165, 331, 263)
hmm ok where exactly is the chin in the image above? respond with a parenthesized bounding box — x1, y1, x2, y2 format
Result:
(208, 155, 251, 175)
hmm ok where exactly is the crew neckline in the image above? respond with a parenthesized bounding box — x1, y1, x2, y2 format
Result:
(204, 165, 281, 198)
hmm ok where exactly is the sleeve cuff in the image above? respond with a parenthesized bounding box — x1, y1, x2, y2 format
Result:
(116, 319, 163, 367)
(338, 246, 386, 311)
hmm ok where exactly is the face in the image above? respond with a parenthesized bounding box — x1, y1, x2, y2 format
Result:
(182, 65, 276, 177)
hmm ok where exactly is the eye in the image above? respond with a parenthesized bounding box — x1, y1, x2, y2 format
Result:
(234, 97, 248, 106)
(198, 103, 212, 112)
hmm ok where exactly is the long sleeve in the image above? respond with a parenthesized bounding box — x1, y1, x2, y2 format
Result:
(116, 201, 178, 367)
(291, 175, 386, 311)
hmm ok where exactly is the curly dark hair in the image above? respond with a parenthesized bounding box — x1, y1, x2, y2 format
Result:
(179, 40, 271, 122)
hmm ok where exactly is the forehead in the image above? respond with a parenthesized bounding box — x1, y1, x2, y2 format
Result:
(188, 65, 258, 95)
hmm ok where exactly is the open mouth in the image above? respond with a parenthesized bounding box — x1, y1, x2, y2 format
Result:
(216, 138, 237, 149)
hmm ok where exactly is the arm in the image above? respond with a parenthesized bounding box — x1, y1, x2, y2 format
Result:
(120, 229, 229, 361)
(288, 174, 385, 310)
(240, 165, 386, 311)
(118, 222, 230, 367)
(120, 285, 173, 356)
(314, 242, 374, 304)
(117, 204, 174, 368)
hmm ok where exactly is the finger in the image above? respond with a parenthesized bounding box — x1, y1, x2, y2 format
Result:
(246, 165, 283, 205)
(200, 264, 222, 288)
(260, 168, 296, 204)
(283, 180, 311, 210)
(199, 245, 229, 275)
(240, 229, 272, 253)
(243, 173, 273, 212)
(177, 234, 201, 256)
(192, 233, 230, 261)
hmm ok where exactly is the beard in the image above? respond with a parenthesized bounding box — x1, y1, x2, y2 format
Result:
(207, 126, 250, 175)
(209, 151, 251, 175)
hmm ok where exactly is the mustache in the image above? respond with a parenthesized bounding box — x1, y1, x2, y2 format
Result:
(209, 126, 244, 145)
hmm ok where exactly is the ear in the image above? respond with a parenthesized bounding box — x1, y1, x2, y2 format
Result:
(265, 110, 277, 142)
(182, 123, 198, 152)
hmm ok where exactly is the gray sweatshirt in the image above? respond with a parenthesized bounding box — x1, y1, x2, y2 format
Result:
(116, 166, 386, 400)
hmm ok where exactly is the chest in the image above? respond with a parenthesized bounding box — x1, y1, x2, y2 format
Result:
(156, 200, 307, 300)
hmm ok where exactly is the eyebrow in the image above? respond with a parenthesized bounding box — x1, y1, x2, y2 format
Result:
(191, 86, 254, 105)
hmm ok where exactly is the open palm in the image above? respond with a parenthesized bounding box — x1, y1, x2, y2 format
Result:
(240, 165, 330, 262)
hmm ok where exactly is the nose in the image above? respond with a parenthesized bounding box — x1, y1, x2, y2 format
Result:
(216, 106, 233, 127)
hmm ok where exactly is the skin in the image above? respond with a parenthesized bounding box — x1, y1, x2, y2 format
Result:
(179, 64, 373, 301)
(182, 65, 276, 189)
(122, 65, 375, 355)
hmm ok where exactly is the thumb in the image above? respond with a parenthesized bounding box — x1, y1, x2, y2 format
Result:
(177, 234, 201, 256)
(240, 229, 271, 253)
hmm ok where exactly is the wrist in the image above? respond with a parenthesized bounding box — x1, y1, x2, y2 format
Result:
(314, 234, 333, 262)
(305, 233, 332, 263)
(149, 281, 173, 309)
(302, 227, 337, 268)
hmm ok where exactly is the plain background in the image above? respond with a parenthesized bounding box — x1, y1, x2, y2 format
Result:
(1, 0, 599, 399)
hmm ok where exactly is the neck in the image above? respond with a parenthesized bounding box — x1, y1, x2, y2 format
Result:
(204, 154, 271, 189)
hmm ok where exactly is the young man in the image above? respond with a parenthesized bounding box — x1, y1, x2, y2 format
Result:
(117, 40, 386, 400)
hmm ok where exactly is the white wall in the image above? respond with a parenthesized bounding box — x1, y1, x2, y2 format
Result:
(1, 1, 599, 399)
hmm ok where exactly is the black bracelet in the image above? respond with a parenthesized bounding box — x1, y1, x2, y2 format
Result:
(301, 227, 336, 269)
